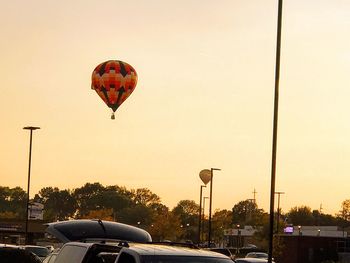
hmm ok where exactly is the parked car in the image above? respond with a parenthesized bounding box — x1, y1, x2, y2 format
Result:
(206, 247, 235, 260)
(245, 252, 268, 259)
(0, 243, 20, 248)
(0, 246, 42, 263)
(46, 219, 233, 263)
(45, 219, 152, 263)
(114, 243, 234, 263)
(233, 247, 266, 258)
(22, 245, 51, 261)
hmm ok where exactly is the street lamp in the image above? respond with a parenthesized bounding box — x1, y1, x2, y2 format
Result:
(208, 168, 220, 247)
(275, 191, 285, 233)
(23, 126, 40, 245)
(198, 185, 206, 244)
(202, 196, 209, 243)
(236, 224, 241, 248)
(268, 1, 283, 262)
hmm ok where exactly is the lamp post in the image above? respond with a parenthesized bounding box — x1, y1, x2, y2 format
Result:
(208, 168, 220, 247)
(268, 1, 283, 262)
(198, 185, 206, 244)
(236, 224, 241, 248)
(23, 126, 40, 245)
(202, 196, 209, 243)
(275, 191, 285, 233)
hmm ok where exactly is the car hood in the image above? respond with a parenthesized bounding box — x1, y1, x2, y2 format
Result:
(45, 219, 152, 243)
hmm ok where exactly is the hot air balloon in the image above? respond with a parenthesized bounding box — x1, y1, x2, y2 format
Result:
(91, 60, 138, 119)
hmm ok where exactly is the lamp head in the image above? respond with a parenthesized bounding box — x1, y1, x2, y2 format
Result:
(23, 126, 40, 130)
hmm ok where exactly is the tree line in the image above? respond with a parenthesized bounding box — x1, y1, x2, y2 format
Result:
(1, 183, 350, 246)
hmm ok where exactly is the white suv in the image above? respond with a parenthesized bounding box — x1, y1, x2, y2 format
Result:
(114, 243, 233, 263)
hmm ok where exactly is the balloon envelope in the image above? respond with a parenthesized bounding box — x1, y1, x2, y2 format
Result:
(199, 169, 211, 185)
(91, 60, 137, 113)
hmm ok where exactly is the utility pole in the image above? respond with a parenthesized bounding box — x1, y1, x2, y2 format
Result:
(247, 199, 255, 222)
(253, 188, 257, 203)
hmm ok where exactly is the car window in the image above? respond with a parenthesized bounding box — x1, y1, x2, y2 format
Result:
(97, 252, 118, 263)
(25, 246, 50, 257)
(117, 252, 136, 263)
(55, 245, 88, 263)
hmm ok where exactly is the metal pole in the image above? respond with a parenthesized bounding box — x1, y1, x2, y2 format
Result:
(23, 126, 40, 245)
(202, 197, 208, 242)
(25, 130, 33, 245)
(275, 192, 285, 233)
(208, 168, 220, 247)
(268, 0, 283, 262)
(198, 185, 206, 244)
(208, 171, 213, 248)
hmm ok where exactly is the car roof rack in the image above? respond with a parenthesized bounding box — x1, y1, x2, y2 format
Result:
(148, 241, 199, 249)
(117, 241, 130, 248)
(79, 238, 129, 244)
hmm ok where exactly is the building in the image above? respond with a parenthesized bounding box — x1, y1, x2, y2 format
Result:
(0, 219, 47, 245)
(224, 225, 257, 247)
(277, 226, 350, 263)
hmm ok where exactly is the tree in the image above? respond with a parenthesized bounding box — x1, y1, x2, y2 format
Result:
(131, 188, 161, 208)
(287, 206, 314, 226)
(312, 210, 337, 226)
(81, 208, 114, 221)
(37, 187, 58, 203)
(0, 211, 18, 219)
(232, 200, 265, 226)
(92, 188, 133, 221)
(172, 200, 199, 225)
(73, 183, 106, 217)
(37, 187, 77, 221)
(119, 204, 154, 227)
(253, 213, 270, 250)
(0, 186, 26, 219)
(147, 208, 183, 242)
(172, 200, 199, 242)
(212, 209, 233, 245)
(338, 199, 350, 221)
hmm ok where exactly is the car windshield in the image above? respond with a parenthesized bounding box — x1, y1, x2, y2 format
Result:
(24, 247, 50, 257)
(142, 255, 233, 263)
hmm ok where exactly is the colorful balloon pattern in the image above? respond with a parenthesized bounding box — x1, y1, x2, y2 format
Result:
(91, 60, 137, 119)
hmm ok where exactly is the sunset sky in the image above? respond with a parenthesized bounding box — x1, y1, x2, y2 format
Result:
(1, 0, 350, 216)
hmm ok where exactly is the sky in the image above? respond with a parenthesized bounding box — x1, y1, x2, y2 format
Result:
(1, 0, 350, 216)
